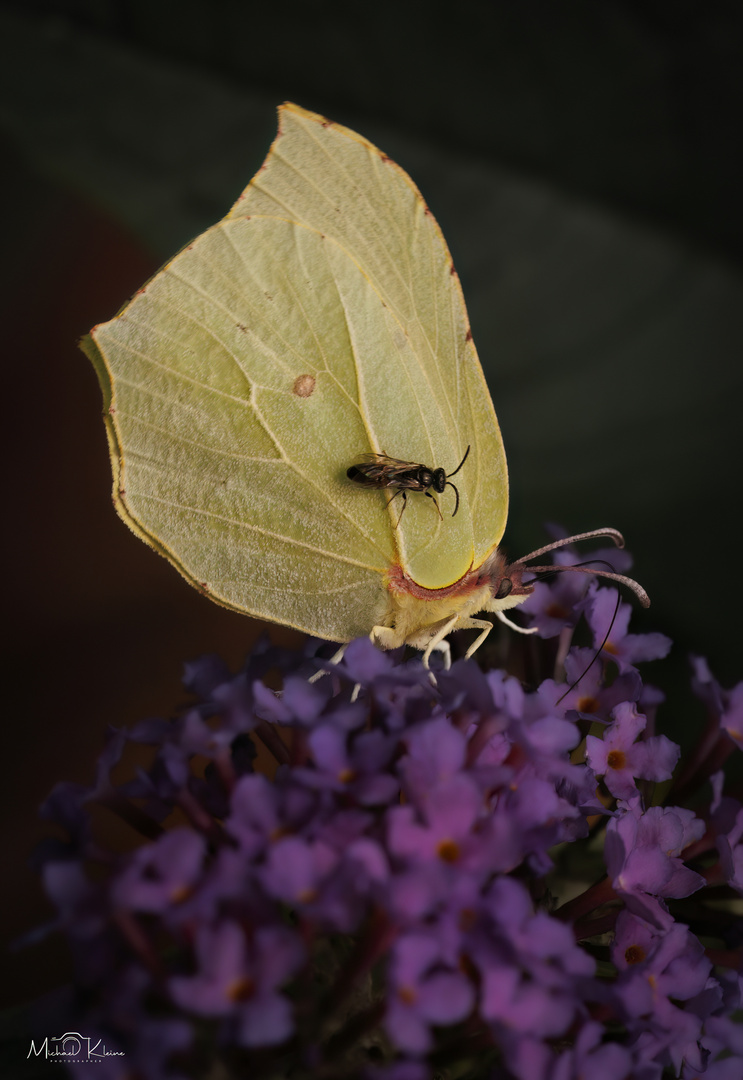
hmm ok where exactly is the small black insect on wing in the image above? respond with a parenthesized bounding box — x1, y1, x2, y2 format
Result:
(346, 446, 470, 526)
(346, 453, 431, 491)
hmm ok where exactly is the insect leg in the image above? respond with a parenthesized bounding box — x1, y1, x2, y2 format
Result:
(308, 642, 349, 683)
(458, 617, 494, 659)
(421, 613, 460, 669)
(370, 625, 400, 651)
(386, 490, 408, 528)
(495, 610, 538, 634)
(425, 492, 444, 521)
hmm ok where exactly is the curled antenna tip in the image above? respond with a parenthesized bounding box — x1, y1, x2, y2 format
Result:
(517, 528, 625, 566)
(513, 529, 649, 609)
(525, 565, 650, 608)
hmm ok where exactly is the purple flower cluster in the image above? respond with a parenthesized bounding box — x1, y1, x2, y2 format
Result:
(33, 545, 743, 1079)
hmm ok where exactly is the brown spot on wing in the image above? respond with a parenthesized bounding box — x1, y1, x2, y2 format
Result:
(293, 374, 316, 398)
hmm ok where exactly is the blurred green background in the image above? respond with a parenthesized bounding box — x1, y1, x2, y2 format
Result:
(2, 0, 742, 1016)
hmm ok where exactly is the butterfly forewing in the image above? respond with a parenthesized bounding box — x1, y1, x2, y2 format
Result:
(84, 102, 510, 639)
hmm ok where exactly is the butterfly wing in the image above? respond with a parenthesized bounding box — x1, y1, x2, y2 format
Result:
(83, 103, 509, 643)
(237, 105, 509, 590)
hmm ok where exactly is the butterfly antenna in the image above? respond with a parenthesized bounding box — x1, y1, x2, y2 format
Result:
(533, 556, 619, 584)
(515, 528, 650, 608)
(517, 527, 624, 563)
(447, 445, 471, 479)
(524, 564, 649, 607)
(555, 589, 622, 705)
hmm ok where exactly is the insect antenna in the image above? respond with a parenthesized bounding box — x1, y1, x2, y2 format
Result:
(523, 563, 649, 607)
(447, 445, 471, 479)
(509, 529, 643, 704)
(529, 556, 620, 586)
(514, 528, 650, 608)
(444, 445, 470, 517)
(446, 482, 461, 517)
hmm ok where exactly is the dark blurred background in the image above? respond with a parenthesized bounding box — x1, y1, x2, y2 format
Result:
(2, 0, 742, 1022)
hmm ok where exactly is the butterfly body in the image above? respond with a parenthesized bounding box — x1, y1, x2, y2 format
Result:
(377, 549, 532, 658)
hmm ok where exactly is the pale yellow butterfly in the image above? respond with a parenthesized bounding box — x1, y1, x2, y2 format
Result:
(82, 103, 647, 666)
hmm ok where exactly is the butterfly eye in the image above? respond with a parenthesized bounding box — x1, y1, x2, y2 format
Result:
(495, 578, 512, 600)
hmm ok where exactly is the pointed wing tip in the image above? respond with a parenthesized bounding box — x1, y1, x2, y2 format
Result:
(277, 101, 333, 131)
(79, 330, 97, 355)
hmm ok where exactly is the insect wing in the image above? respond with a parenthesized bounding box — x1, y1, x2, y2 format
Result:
(349, 454, 429, 489)
(232, 105, 508, 589)
(83, 103, 510, 646)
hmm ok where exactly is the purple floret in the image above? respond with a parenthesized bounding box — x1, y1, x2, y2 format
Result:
(169, 920, 304, 1047)
(586, 701, 680, 799)
(587, 588, 672, 672)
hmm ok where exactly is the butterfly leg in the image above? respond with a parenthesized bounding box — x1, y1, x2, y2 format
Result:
(421, 614, 459, 670)
(426, 638, 451, 676)
(370, 625, 399, 651)
(421, 613, 500, 669)
(371, 622, 451, 673)
(424, 491, 444, 521)
(308, 642, 349, 683)
(458, 617, 495, 659)
(495, 610, 538, 634)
